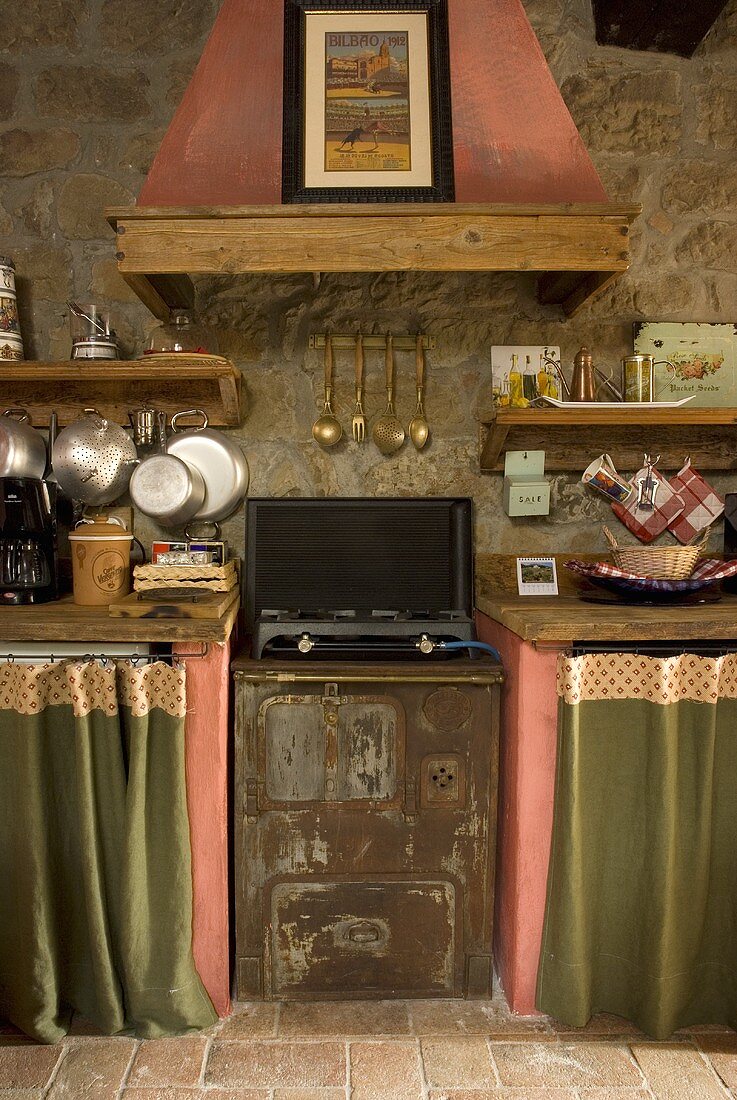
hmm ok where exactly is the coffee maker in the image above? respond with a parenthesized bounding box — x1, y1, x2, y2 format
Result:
(0, 478, 58, 604)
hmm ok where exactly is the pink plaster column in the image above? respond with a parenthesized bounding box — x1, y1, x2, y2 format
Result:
(476, 612, 559, 1014)
(176, 638, 232, 1017)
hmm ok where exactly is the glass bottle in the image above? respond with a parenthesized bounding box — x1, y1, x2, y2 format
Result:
(523, 354, 537, 400)
(508, 354, 524, 405)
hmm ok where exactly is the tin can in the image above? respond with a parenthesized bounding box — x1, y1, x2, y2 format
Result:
(622, 355, 654, 402)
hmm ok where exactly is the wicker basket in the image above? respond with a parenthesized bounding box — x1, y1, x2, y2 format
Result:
(133, 560, 238, 593)
(602, 526, 708, 580)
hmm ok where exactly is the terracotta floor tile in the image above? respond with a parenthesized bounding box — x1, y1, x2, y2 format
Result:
(410, 1000, 551, 1038)
(428, 1090, 578, 1100)
(0, 1091, 47, 1100)
(576, 1091, 652, 1099)
(215, 1002, 279, 1039)
(551, 1012, 646, 1038)
(350, 1040, 422, 1099)
(123, 1090, 269, 1100)
(272, 1091, 347, 1100)
(492, 1040, 642, 1089)
(280, 999, 410, 1036)
(127, 1036, 208, 1086)
(46, 1039, 136, 1098)
(632, 1041, 730, 1100)
(421, 1037, 497, 1089)
(0, 1043, 64, 1088)
(206, 1040, 346, 1089)
(696, 1032, 737, 1089)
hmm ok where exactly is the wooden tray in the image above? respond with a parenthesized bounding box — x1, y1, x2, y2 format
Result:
(109, 589, 239, 619)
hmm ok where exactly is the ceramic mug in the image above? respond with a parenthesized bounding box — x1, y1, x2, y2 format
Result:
(582, 453, 633, 503)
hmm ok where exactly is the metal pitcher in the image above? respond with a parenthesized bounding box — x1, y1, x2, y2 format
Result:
(129, 406, 167, 457)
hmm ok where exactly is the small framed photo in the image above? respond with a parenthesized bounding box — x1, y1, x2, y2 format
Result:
(516, 557, 558, 597)
(282, 0, 454, 203)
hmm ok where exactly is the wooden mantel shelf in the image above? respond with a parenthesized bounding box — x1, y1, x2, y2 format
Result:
(480, 406, 737, 471)
(0, 358, 244, 427)
(106, 202, 641, 320)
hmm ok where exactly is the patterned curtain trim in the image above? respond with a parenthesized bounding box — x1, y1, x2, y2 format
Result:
(557, 651, 737, 707)
(0, 661, 186, 719)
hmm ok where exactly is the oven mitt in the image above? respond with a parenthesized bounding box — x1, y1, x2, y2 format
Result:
(611, 465, 685, 543)
(666, 459, 724, 544)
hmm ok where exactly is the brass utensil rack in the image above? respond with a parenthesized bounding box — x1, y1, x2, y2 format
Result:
(309, 334, 436, 351)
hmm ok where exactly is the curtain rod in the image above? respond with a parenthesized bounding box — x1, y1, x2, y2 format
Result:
(0, 646, 209, 665)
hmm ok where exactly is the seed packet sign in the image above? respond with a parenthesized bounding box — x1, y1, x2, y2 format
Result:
(283, 0, 454, 203)
(634, 322, 737, 407)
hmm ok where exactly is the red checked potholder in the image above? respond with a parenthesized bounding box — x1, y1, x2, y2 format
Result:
(611, 465, 685, 543)
(667, 459, 724, 544)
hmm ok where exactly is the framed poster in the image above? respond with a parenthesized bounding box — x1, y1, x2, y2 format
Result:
(282, 0, 454, 203)
(634, 322, 737, 407)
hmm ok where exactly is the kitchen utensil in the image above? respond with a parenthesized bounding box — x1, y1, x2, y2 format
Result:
(372, 334, 405, 455)
(581, 453, 632, 504)
(611, 460, 685, 544)
(558, 347, 624, 403)
(0, 477, 58, 605)
(68, 302, 119, 361)
(167, 409, 249, 522)
(130, 453, 206, 527)
(0, 408, 47, 480)
(351, 333, 366, 444)
(621, 355, 677, 402)
(144, 309, 219, 355)
(69, 514, 136, 606)
(312, 333, 342, 447)
(408, 335, 429, 450)
(129, 406, 167, 458)
(52, 408, 138, 505)
(635, 453, 660, 511)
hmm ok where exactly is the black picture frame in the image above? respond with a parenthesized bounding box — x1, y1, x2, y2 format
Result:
(282, 0, 455, 204)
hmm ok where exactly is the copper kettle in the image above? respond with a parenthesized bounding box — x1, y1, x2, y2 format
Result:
(554, 347, 623, 402)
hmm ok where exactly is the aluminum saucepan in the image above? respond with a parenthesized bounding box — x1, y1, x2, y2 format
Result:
(0, 407, 47, 480)
(129, 453, 206, 527)
(166, 409, 249, 522)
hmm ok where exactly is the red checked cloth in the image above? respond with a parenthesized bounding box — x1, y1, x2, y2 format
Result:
(566, 557, 737, 595)
(666, 459, 724, 544)
(611, 464, 685, 543)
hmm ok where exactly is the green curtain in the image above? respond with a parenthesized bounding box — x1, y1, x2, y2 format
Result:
(537, 651, 737, 1039)
(0, 660, 216, 1044)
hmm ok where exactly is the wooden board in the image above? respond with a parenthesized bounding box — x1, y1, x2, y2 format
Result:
(479, 407, 737, 471)
(0, 593, 239, 643)
(109, 589, 239, 620)
(0, 359, 244, 427)
(107, 203, 640, 320)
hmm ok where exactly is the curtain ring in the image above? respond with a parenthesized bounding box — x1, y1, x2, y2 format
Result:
(6, 653, 14, 665)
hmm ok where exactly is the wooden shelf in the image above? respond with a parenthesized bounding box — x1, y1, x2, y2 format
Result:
(0, 358, 244, 427)
(106, 202, 641, 320)
(480, 406, 737, 472)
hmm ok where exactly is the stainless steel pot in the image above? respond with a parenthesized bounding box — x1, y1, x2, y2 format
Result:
(129, 453, 206, 527)
(167, 409, 249, 522)
(0, 408, 47, 480)
(52, 408, 138, 505)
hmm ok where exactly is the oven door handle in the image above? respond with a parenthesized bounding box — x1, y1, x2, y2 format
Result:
(403, 775, 419, 823)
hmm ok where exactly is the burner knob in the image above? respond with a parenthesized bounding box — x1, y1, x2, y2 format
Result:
(417, 633, 435, 655)
(297, 633, 314, 654)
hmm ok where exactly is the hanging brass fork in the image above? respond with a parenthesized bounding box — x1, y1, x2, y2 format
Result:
(352, 333, 366, 443)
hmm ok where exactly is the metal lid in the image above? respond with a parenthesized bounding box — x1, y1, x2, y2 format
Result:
(69, 515, 133, 540)
(0, 257, 15, 270)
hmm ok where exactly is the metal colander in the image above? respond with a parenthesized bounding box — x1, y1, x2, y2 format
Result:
(52, 408, 138, 505)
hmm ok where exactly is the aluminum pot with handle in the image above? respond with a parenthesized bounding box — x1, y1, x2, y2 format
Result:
(52, 408, 138, 506)
(0, 407, 47, 480)
(129, 453, 206, 527)
(166, 409, 249, 522)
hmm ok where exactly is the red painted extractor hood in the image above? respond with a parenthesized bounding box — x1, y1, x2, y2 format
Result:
(138, 0, 608, 206)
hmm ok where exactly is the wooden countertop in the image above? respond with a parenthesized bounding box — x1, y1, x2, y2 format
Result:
(0, 593, 240, 645)
(476, 580, 737, 646)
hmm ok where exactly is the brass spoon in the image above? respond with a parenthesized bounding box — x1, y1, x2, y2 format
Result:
(372, 333, 405, 456)
(409, 334, 430, 450)
(312, 333, 343, 447)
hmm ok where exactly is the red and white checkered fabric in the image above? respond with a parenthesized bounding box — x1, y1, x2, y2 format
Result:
(611, 464, 685, 543)
(667, 459, 724, 544)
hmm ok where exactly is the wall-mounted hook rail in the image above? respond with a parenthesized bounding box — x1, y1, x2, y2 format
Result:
(309, 334, 436, 352)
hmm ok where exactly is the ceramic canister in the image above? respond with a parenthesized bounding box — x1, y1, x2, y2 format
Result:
(69, 515, 134, 606)
(0, 257, 16, 296)
(0, 333, 24, 361)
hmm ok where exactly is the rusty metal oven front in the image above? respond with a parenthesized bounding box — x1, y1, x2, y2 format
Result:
(233, 657, 501, 1000)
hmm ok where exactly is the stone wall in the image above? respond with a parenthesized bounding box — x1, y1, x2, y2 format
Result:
(2, 0, 737, 558)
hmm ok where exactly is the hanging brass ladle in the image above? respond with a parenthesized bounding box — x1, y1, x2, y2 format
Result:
(408, 334, 430, 450)
(312, 333, 343, 447)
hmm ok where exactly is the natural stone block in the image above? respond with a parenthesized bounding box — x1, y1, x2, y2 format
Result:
(279, 1000, 411, 1037)
(119, 129, 166, 175)
(46, 1039, 135, 1098)
(421, 1037, 497, 1089)
(562, 65, 682, 155)
(351, 1040, 423, 1099)
(35, 66, 149, 123)
(677, 221, 737, 271)
(696, 1033, 737, 1090)
(12, 243, 73, 301)
(0, 129, 80, 178)
(0, 202, 12, 236)
(492, 1041, 643, 1088)
(89, 258, 140, 303)
(0, 1044, 63, 1088)
(631, 1042, 728, 1100)
(206, 1041, 346, 1088)
(633, 274, 697, 317)
(0, 65, 19, 121)
(662, 160, 737, 216)
(15, 180, 56, 237)
(3, 0, 85, 49)
(57, 173, 134, 240)
(213, 1002, 278, 1039)
(696, 77, 737, 150)
(100, 0, 215, 55)
(167, 54, 202, 109)
(127, 1037, 207, 1087)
